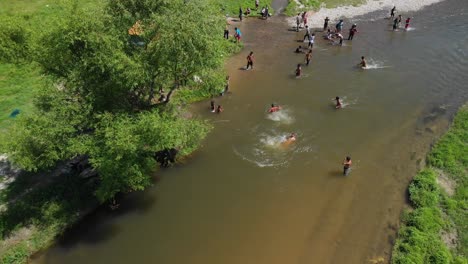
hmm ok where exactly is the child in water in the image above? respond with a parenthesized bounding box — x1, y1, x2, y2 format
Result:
(295, 64, 302, 77)
(305, 50, 312, 66)
(359, 56, 367, 68)
(216, 105, 223, 113)
(334, 96, 342, 109)
(268, 104, 281, 113)
(343, 156, 352, 176)
(405, 17, 411, 30)
(282, 133, 297, 145)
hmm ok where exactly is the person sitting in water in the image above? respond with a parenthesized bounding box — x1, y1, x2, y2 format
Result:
(216, 105, 223, 113)
(343, 156, 352, 176)
(268, 104, 281, 113)
(334, 96, 342, 109)
(359, 56, 367, 68)
(295, 45, 304, 53)
(295, 64, 302, 77)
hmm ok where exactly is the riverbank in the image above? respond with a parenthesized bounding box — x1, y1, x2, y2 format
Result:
(286, 0, 446, 27)
(392, 104, 468, 263)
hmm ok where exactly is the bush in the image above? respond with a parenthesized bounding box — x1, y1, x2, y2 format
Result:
(409, 169, 440, 208)
(0, 17, 30, 63)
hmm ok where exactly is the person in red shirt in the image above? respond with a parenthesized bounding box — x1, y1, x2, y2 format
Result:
(268, 104, 281, 113)
(246, 51, 254, 70)
(348, 24, 357, 40)
(405, 17, 411, 30)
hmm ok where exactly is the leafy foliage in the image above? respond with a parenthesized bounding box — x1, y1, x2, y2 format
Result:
(0, 17, 30, 63)
(393, 105, 468, 263)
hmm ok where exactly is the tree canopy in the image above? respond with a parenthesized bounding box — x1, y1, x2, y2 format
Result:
(3, 0, 232, 202)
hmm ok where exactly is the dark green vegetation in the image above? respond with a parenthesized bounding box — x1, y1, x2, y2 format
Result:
(0, 0, 245, 262)
(392, 105, 468, 264)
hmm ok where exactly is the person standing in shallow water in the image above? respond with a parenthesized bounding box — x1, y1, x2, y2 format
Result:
(295, 64, 302, 77)
(393, 18, 399, 31)
(305, 50, 312, 66)
(343, 156, 352, 176)
(324, 16, 330, 31)
(296, 13, 301, 32)
(234, 27, 242, 43)
(308, 33, 315, 49)
(348, 24, 357, 40)
(246, 51, 254, 70)
(405, 17, 411, 30)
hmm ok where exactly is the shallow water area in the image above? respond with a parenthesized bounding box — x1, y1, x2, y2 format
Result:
(35, 0, 468, 263)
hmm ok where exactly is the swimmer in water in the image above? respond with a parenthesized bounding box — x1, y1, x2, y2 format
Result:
(282, 133, 297, 145)
(295, 64, 302, 77)
(295, 45, 304, 53)
(343, 156, 352, 176)
(216, 105, 223, 113)
(334, 96, 342, 109)
(359, 56, 367, 68)
(268, 104, 281, 113)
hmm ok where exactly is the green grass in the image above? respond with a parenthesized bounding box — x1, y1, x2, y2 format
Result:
(0, 64, 43, 132)
(0, 0, 102, 131)
(392, 105, 468, 264)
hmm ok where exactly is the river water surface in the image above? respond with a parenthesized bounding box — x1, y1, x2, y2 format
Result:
(36, 0, 468, 263)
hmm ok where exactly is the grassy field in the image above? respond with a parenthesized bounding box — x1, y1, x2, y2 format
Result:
(0, 64, 42, 132)
(0, 0, 101, 131)
(392, 105, 468, 264)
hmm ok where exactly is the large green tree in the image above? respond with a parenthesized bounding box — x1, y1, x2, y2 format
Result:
(4, 0, 229, 201)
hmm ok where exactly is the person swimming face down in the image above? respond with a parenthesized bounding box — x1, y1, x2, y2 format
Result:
(269, 103, 281, 113)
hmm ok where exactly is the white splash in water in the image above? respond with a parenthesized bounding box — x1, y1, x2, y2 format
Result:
(362, 58, 390, 70)
(266, 109, 295, 124)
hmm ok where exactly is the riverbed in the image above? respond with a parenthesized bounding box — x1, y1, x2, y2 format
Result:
(35, 0, 468, 263)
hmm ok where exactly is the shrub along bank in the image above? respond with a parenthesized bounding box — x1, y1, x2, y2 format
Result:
(392, 105, 468, 264)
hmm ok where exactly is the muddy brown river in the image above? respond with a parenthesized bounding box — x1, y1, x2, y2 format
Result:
(35, 0, 468, 263)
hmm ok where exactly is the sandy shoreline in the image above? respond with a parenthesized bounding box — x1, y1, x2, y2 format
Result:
(287, 0, 446, 28)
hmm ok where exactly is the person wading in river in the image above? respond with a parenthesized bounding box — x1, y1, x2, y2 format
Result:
(359, 56, 367, 68)
(296, 13, 301, 32)
(305, 50, 312, 66)
(343, 156, 352, 176)
(324, 16, 330, 31)
(246, 51, 254, 70)
(348, 24, 357, 40)
(405, 17, 411, 30)
(308, 33, 315, 49)
(392, 18, 399, 31)
(295, 64, 302, 77)
(390, 6, 396, 18)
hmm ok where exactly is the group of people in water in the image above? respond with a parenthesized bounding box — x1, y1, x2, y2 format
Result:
(212, 3, 419, 175)
(390, 6, 411, 30)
